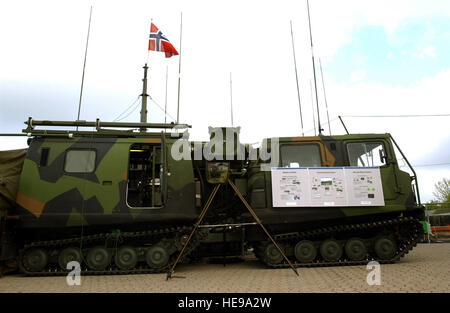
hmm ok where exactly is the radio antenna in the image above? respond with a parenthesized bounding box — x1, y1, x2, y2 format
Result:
(319, 58, 332, 135)
(76, 5, 93, 130)
(307, 0, 322, 135)
(310, 80, 317, 136)
(230, 72, 234, 127)
(290, 20, 304, 136)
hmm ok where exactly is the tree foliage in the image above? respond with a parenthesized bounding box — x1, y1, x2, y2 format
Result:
(432, 178, 450, 205)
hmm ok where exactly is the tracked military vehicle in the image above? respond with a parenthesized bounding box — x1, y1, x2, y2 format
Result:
(0, 115, 424, 276)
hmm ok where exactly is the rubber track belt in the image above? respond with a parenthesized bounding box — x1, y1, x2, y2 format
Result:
(19, 225, 201, 276)
(259, 216, 423, 268)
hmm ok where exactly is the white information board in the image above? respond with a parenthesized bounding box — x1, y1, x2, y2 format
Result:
(271, 167, 384, 207)
(345, 167, 385, 206)
(271, 168, 310, 207)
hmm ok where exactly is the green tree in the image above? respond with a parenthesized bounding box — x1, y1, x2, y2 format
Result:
(432, 178, 450, 204)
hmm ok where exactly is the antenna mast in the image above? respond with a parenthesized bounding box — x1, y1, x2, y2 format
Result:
(140, 63, 149, 132)
(310, 80, 317, 135)
(176, 12, 183, 123)
(230, 72, 234, 127)
(319, 58, 332, 135)
(307, 0, 322, 135)
(290, 20, 304, 136)
(76, 5, 93, 129)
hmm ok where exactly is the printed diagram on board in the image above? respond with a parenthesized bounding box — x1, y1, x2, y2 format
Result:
(309, 169, 347, 206)
(352, 174, 376, 199)
(279, 175, 302, 202)
(345, 169, 384, 206)
(310, 177, 345, 199)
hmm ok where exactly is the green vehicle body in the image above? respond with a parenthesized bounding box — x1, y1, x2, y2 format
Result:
(0, 121, 425, 274)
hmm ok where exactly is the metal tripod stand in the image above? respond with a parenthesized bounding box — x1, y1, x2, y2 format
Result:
(166, 179, 299, 279)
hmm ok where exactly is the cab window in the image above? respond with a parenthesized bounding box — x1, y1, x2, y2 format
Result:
(347, 142, 386, 167)
(280, 144, 321, 167)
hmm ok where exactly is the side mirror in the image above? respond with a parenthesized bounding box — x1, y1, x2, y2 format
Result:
(379, 149, 388, 165)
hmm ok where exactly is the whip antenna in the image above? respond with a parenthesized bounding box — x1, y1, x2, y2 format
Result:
(319, 57, 332, 135)
(310, 80, 317, 135)
(290, 20, 304, 136)
(76, 5, 93, 130)
(230, 72, 234, 127)
(307, 0, 322, 135)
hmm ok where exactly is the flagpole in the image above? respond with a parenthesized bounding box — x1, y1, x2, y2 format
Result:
(176, 12, 183, 124)
(165, 65, 168, 124)
(147, 18, 153, 65)
(140, 18, 152, 131)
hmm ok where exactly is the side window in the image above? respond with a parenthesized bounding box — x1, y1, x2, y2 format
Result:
(280, 144, 321, 167)
(347, 142, 386, 167)
(64, 150, 96, 173)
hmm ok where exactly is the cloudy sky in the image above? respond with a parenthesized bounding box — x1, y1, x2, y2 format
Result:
(1, 0, 449, 202)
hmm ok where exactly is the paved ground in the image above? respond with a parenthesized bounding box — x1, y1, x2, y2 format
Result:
(0, 243, 448, 293)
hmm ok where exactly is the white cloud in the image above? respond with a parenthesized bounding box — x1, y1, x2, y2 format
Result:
(326, 69, 450, 201)
(413, 45, 436, 59)
(349, 70, 366, 83)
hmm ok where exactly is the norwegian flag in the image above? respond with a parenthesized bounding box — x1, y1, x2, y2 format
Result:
(148, 23, 179, 58)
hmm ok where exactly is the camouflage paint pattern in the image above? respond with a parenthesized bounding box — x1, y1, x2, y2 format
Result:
(14, 134, 196, 229)
(246, 133, 419, 225)
(11, 130, 421, 233)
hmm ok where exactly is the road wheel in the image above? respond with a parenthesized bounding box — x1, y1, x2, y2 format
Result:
(345, 238, 367, 261)
(114, 246, 138, 270)
(86, 247, 110, 271)
(23, 248, 48, 272)
(294, 240, 317, 263)
(146, 245, 169, 269)
(320, 239, 343, 262)
(58, 247, 82, 270)
(261, 243, 284, 265)
(374, 237, 397, 260)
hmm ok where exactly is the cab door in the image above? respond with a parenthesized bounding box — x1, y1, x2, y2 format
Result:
(344, 139, 399, 201)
